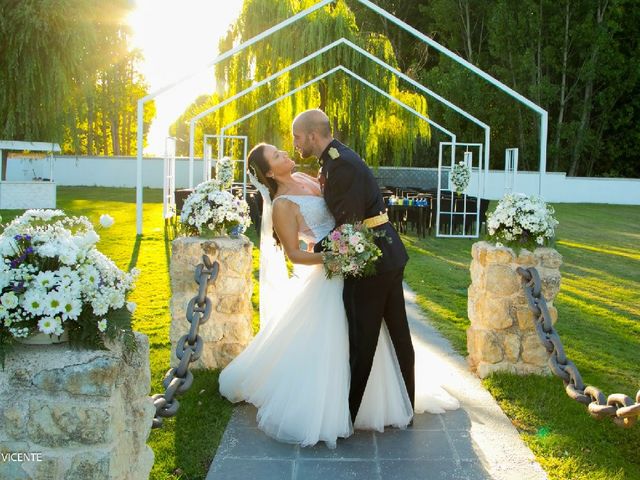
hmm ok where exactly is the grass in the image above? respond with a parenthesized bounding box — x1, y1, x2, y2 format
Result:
(3, 190, 638, 479)
(401, 203, 640, 480)
(1, 187, 242, 479)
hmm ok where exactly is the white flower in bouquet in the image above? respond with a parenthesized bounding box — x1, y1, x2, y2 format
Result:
(487, 193, 558, 249)
(450, 161, 471, 195)
(180, 179, 251, 237)
(215, 157, 235, 189)
(0, 209, 139, 366)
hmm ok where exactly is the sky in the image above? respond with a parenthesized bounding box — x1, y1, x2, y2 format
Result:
(127, 0, 245, 156)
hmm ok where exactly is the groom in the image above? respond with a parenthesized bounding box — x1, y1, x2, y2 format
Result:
(292, 109, 415, 422)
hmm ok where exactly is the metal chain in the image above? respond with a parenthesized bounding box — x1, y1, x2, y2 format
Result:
(150, 255, 219, 428)
(516, 266, 640, 428)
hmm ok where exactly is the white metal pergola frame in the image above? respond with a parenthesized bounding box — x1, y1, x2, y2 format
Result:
(162, 137, 176, 219)
(187, 37, 489, 189)
(214, 67, 492, 239)
(217, 64, 456, 148)
(136, 0, 548, 234)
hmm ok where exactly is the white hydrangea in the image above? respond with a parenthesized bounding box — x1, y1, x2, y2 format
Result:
(215, 157, 235, 189)
(180, 179, 251, 237)
(450, 161, 471, 194)
(487, 193, 558, 248)
(99, 214, 114, 228)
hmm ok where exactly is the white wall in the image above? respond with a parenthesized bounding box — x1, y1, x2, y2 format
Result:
(467, 170, 640, 205)
(5, 155, 206, 189)
(4, 156, 639, 205)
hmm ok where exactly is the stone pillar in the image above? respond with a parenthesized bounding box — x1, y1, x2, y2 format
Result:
(0, 332, 155, 480)
(170, 236, 253, 369)
(467, 241, 562, 378)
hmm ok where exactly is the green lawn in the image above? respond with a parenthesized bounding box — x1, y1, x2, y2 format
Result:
(1, 187, 236, 479)
(402, 203, 640, 480)
(2, 189, 638, 480)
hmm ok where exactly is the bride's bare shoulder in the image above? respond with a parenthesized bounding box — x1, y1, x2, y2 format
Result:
(272, 196, 298, 211)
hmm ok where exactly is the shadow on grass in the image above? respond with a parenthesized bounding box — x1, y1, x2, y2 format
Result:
(164, 217, 178, 276)
(127, 235, 142, 272)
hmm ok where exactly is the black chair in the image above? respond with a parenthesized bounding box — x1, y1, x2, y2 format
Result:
(438, 193, 454, 235)
(479, 198, 491, 233)
(174, 189, 194, 215)
(246, 191, 263, 234)
(388, 204, 408, 234)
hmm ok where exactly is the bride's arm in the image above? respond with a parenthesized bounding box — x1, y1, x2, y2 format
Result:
(272, 200, 324, 265)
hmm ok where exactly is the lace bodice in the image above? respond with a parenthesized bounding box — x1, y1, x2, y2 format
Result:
(273, 195, 335, 244)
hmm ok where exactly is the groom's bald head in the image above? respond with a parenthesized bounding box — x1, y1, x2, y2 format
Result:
(292, 109, 333, 159)
(292, 109, 332, 138)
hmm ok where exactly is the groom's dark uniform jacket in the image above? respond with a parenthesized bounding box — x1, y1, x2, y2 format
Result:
(314, 139, 414, 422)
(314, 139, 409, 272)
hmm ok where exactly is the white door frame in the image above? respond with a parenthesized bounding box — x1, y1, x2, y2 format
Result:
(203, 134, 249, 199)
(436, 142, 484, 238)
(162, 137, 176, 219)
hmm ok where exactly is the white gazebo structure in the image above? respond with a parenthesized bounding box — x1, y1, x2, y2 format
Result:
(186, 38, 489, 186)
(0, 140, 58, 209)
(136, 0, 548, 236)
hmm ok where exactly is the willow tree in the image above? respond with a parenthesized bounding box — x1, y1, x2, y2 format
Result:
(0, 0, 154, 155)
(186, 0, 430, 167)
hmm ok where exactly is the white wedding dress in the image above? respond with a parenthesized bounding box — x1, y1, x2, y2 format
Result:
(218, 194, 458, 448)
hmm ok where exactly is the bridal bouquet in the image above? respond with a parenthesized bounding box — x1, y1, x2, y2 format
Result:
(450, 161, 471, 194)
(0, 209, 139, 365)
(180, 179, 250, 237)
(321, 223, 386, 279)
(487, 193, 558, 249)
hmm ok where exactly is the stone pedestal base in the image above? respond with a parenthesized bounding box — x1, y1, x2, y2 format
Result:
(170, 236, 253, 370)
(0, 332, 155, 480)
(467, 241, 562, 378)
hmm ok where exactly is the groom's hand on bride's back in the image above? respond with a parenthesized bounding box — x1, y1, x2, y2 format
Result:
(313, 237, 328, 253)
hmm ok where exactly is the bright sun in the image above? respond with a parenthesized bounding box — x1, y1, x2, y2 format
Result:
(127, 0, 245, 156)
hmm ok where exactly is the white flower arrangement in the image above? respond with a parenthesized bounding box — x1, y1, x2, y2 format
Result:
(487, 193, 559, 248)
(180, 179, 251, 237)
(450, 161, 471, 194)
(215, 156, 235, 189)
(0, 210, 139, 365)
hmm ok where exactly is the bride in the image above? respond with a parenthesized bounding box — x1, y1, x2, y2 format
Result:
(218, 143, 458, 448)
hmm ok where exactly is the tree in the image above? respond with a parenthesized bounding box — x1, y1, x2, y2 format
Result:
(0, 0, 155, 155)
(362, 0, 639, 177)
(177, 0, 430, 167)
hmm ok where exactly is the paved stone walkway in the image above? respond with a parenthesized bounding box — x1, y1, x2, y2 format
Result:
(208, 285, 548, 480)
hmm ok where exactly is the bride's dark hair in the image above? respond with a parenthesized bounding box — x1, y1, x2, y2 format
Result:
(248, 143, 281, 246)
(248, 143, 278, 200)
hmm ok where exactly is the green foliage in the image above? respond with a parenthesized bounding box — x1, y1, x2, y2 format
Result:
(0, 0, 155, 155)
(404, 202, 640, 479)
(353, 0, 640, 177)
(173, 0, 430, 167)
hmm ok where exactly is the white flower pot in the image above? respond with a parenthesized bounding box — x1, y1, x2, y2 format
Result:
(16, 329, 69, 345)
